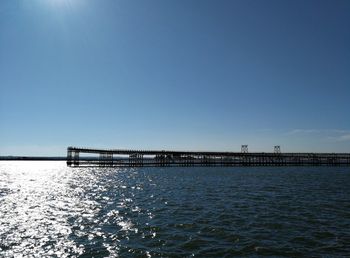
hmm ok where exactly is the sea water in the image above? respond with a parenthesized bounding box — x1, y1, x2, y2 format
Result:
(0, 161, 349, 257)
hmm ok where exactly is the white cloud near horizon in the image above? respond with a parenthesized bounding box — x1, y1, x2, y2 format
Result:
(333, 134, 350, 142)
(285, 129, 350, 142)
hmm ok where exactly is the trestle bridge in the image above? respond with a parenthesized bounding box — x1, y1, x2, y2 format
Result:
(67, 146, 350, 167)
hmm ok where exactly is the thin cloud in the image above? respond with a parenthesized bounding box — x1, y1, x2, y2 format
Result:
(286, 129, 350, 135)
(333, 134, 350, 142)
(285, 129, 322, 135)
(285, 129, 350, 142)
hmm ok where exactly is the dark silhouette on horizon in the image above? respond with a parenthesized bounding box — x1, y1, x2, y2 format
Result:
(67, 146, 350, 167)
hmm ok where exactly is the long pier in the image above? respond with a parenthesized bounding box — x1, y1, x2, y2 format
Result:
(66, 147, 350, 167)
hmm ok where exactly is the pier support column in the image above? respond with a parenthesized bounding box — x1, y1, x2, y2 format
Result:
(73, 151, 79, 166)
(99, 152, 113, 167)
(130, 153, 143, 167)
(67, 147, 73, 166)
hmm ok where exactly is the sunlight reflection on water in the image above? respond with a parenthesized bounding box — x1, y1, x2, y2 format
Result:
(0, 161, 133, 257)
(0, 162, 84, 257)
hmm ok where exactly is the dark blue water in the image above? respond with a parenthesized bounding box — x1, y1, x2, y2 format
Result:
(1, 162, 350, 257)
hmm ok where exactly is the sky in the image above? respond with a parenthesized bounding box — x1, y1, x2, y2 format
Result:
(1, 0, 350, 156)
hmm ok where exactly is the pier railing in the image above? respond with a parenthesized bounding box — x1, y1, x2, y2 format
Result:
(66, 147, 350, 167)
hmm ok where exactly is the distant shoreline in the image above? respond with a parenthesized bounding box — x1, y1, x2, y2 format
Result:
(0, 157, 67, 161)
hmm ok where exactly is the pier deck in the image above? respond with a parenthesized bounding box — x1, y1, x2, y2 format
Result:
(66, 147, 350, 167)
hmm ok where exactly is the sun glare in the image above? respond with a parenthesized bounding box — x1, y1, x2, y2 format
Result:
(42, 0, 80, 10)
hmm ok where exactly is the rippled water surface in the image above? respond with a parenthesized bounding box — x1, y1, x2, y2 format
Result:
(1, 161, 350, 257)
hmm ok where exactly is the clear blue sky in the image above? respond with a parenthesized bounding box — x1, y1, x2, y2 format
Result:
(1, 0, 350, 156)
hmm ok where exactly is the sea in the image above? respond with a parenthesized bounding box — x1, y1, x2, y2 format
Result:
(0, 161, 349, 257)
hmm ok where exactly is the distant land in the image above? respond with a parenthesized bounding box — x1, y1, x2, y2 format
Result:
(0, 156, 66, 161)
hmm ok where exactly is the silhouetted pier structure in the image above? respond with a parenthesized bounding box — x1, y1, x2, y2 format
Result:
(66, 147, 350, 167)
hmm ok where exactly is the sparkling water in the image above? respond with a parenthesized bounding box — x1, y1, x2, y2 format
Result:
(1, 161, 349, 257)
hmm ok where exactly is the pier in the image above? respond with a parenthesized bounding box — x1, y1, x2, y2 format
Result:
(66, 146, 350, 167)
